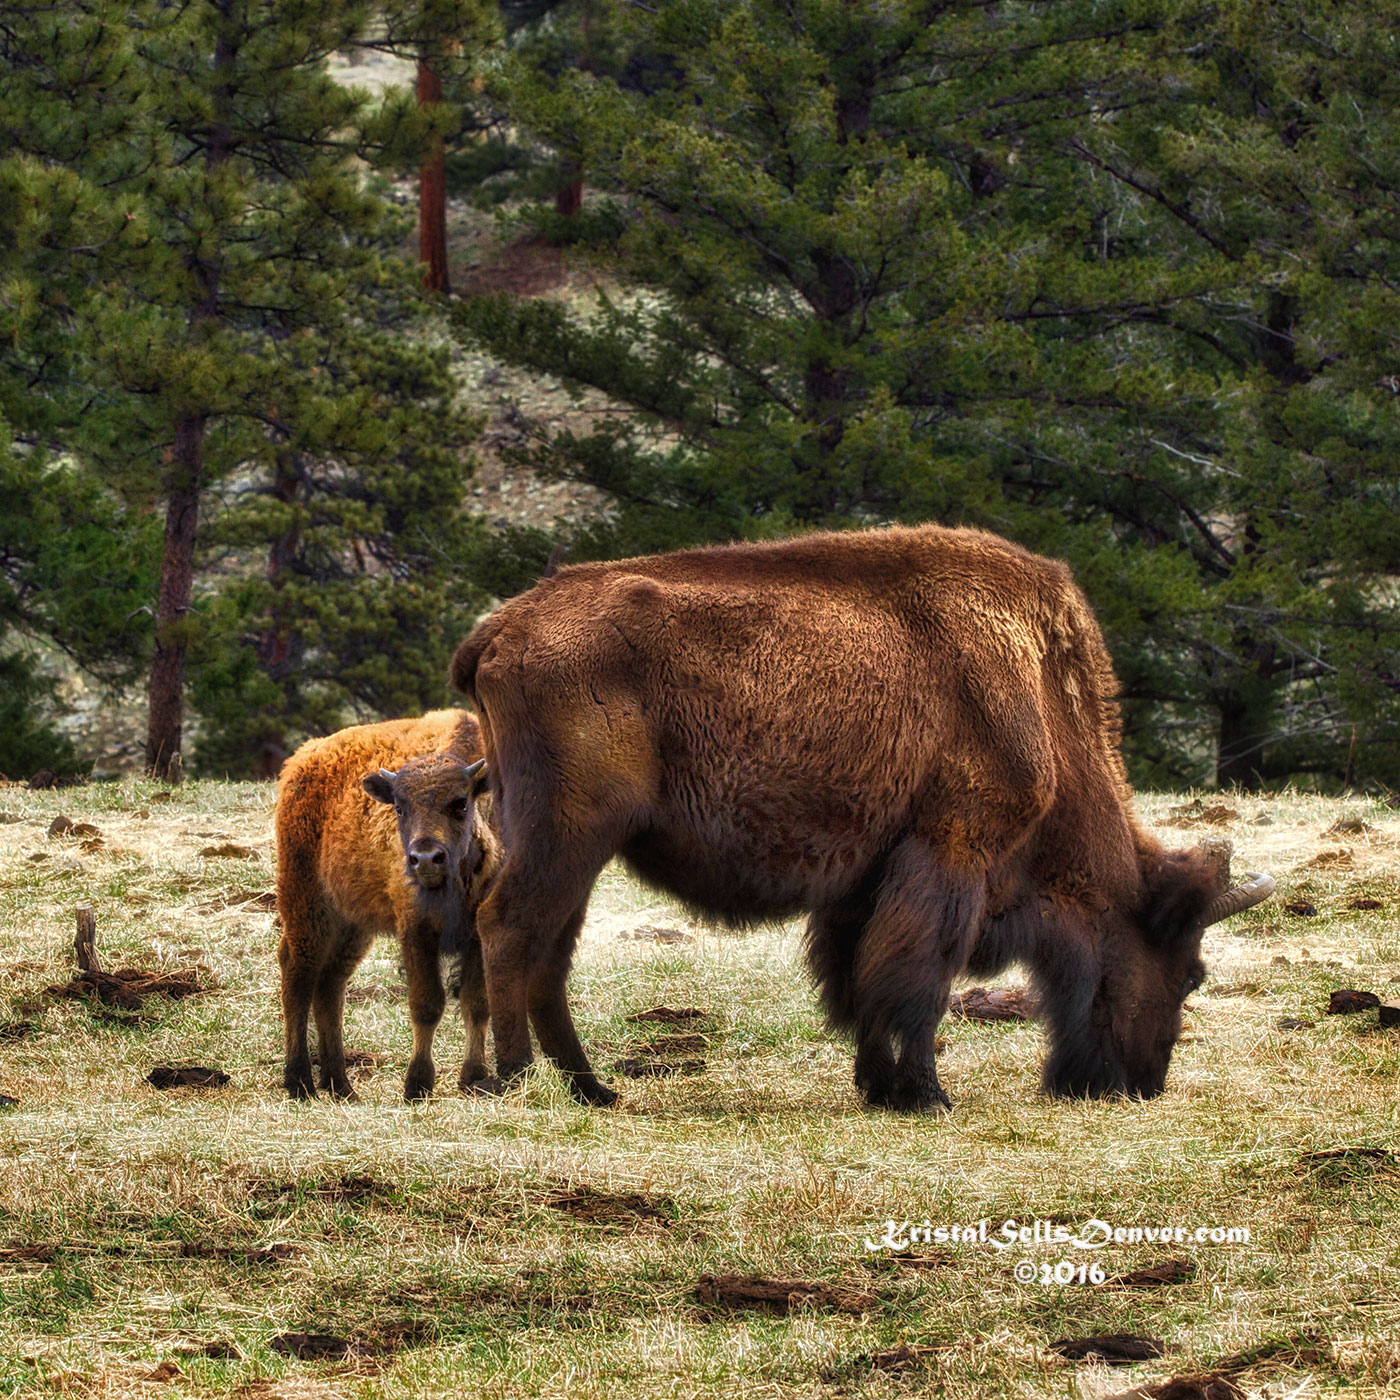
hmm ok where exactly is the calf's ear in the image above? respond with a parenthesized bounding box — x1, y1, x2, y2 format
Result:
(362, 769, 397, 804)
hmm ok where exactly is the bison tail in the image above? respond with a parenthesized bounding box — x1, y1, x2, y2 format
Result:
(449, 612, 504, 703)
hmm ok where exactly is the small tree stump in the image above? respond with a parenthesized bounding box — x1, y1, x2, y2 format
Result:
(1197, 837, 1233, 893)
(74, 906, 102, 974)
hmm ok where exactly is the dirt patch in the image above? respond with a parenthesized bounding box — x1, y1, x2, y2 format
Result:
(1303, 848, 1353, 869)
(1050, 1333, 1165, 1363)
(271, 1331, 354, 1361)
(252, 1173, 394, 1203)
(695, 1273, 876, 1316)
(171, 1339, 242, 1361)
(0, 1019, 36, 1041)
(45, 963, 216, 1014)
(544, 1185, 676, 1227)
(1284, 901, 1318, 917)
(1167, 801, 1239, 828)
(618, 1057, 706, 1078)
(1106, 1376, 1242, 1400)
(1348, 897, 1384, 910)
(460, 236, 569, 298)
(47, 816, 101, 839)
(199, 842, 260, 860)
(147, 1065, 231, 1090)
(948, 986, 1036, 1022)
(840, 1342, 947, 1375)
(0, 1243, 58, 1263)
(627, 1006, 711, 1025)
(200, 888, 277, 913)
(618, 925, 695, 944)
(180, 1241, 304, 1265)
(1102, 1256, 1195, 1287)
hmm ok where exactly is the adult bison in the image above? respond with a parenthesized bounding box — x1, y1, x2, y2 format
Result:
(276, 710, 498, 1101)
(449, 524, 1273, 1111)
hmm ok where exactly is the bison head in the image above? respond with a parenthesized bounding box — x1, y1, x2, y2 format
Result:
(363, 756, 488, 894)
(1043, 853, 1275, 1100)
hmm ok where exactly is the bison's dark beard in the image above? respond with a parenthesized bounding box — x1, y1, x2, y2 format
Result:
(409, 869, 469, 958)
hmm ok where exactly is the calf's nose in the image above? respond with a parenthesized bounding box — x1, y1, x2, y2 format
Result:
(408, 840, 448, 874)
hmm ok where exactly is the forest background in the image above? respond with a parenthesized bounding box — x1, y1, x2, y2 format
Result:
(2, 0, 1398, 793)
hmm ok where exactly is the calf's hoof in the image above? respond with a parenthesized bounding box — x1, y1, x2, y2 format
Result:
(403, 1066, 436, 1102)
(458, 1061, 490, 1092)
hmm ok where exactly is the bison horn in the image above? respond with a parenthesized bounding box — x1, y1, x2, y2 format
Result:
(1203, 871, 1276, 926)
(378, 767, 398, 784)
(464, 758, 486, 779)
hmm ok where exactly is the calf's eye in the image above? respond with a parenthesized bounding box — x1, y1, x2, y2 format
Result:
(447, 799, 469, 820)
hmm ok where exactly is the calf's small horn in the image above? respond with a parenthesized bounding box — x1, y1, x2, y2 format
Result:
(378, 767, 398, 784)
(1203, 871, 1276, 925)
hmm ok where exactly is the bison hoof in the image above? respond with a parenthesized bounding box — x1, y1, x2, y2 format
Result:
(571, 1075, 618, 1108)
(325, 1080, 359, 1103)
(458, 1063, 490, 1092)
(403, 1070, 436, 1102)
(284, 1067, 318, 1101)
(464, 1075, 511, 1098)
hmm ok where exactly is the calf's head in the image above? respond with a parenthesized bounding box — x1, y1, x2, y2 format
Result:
(1044, 852, 1275, 1100)
(363, 756, 488, 893)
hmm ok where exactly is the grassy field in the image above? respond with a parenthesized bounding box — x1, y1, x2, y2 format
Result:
(1, 781, 1397, 1399)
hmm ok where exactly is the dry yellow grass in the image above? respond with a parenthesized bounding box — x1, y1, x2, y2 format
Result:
(1, 781, 1397, 1398)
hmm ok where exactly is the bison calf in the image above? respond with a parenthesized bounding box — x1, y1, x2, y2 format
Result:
(276, 710, 499, 1101)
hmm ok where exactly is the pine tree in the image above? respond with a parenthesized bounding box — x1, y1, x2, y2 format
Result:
(0, 2, 161, 774)
(54, 0, 487, 777)
(457, 0, 1400, 788)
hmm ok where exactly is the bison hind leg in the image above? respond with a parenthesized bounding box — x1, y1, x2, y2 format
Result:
(850, 841, 986, 1113)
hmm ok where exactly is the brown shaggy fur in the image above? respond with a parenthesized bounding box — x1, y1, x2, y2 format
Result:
(275, 710, 500, 1101)
(450, 524, 1223, 1111)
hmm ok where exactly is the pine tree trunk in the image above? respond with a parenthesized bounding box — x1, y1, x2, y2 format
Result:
(417, 59, 450, 294)
(1215, 698, 1267, 792)
(143, 12, 235, 779)
(145, 426, 204, 779)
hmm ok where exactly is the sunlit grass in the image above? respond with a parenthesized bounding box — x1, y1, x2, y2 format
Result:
(1, 781, 1397, 1397)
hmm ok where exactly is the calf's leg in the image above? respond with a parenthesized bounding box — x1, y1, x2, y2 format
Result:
(278, 885, 338, 1100)
(311, 923, 374, 1099)
(400, 920, 447, 1101)
(456, 937, 491, 1090)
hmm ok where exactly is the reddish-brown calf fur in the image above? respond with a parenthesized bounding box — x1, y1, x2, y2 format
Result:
(451, 523, 1228, 1111)
(275, 710, 500, 1101)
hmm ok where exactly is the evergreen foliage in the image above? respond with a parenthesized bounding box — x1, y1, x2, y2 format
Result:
(456, 0, 1400, 789)
(4, 1, 490, 777)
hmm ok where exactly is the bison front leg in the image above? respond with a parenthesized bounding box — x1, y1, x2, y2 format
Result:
(851, 840, 984, 1113)
(401, 921, 447, 1101)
